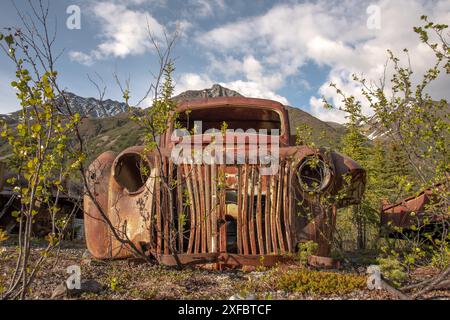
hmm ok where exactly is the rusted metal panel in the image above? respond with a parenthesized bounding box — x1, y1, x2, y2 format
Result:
(380, 184, 447, 234)
(158, 252, 219, 266)
(84, 97, 366, 267)
(255, 167, 264, 254)
(183, 164, 195, 253)
(167, 97, 291, 148)
(176, 167, 184, 252)
(237, 165, 243, 253)
(219, 164, 227, 253)
(218, 253, 291, 267)
(308, 255, 340, 269)
(84, 151, 116, 259)
(283, 161, 292, 252)
(241, 164, 249, 255)
(275, 163, 285, 253)
(195, 165, 205, 252)
(204, 165, 212, 252)
(264, 174, 272, 254)
(270, 174, 278, 253)
(211, 163, 218, 253)
(157, 252, 291, 267)
(155, 167, 162, 255)
(248, 166, 257, 255)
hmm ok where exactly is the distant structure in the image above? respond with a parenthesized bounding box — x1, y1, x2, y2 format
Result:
(381, 184, 448, 238)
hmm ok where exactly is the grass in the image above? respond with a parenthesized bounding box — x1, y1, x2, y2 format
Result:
(239, 266, 366, 296)
(275, 269, 366, 294)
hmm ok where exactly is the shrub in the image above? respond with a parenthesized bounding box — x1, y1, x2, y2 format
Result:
(377, 256, 407, 286)
(275, 269, 366, 295)
(296, 241, 318, 266)
(431, 242, 450, 269)
(0, 229, 8, 242)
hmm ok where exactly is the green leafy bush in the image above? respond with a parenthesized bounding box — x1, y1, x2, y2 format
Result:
(275, 269, 366, 295)
(377, 256, 407, 286)
(240, 267, 366, 296)
(431, 242, 450, 269)
(0, 229, 8, 242)
(296, 241, 318, 266)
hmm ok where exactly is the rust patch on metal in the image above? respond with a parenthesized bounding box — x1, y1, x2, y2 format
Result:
(380, 184, 448, 236)
(84, 97, 366, 267)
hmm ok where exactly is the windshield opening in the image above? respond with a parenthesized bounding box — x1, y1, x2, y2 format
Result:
(177, 106, 282, 135)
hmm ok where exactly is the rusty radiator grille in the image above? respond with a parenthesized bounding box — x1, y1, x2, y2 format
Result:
(176, 164, 220, 254)
(170, 162, 294, 256)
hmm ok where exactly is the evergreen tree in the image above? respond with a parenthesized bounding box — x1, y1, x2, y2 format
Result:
(339, 99, 372, 250)
(369, 140, 413, 204)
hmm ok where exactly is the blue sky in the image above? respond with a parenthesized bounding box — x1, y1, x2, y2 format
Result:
(0, 0, 449, 123)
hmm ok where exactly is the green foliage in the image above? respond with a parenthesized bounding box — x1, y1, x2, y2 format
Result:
(296, 241, 318, 266)
(220, 121, 228, 135)
(0, 274, 5, 295)
(413, 16, 449, 74)
(369, 141, 412, 203)
(330, 16, 449, 271)
(377, 256, 408, 286)
(0, 32, 80, 224)
(339, 99, 370, 166)
(276, 269, 365, 294)
(238, 266, 366, 296)
(336, 91, 377, 250)
(375, 18, 449, 269)
(0, 29, 81, 298)
(109, 276, 119, 292)
(295, 124, 314, 147)
(430, 240, 450, 269)
(0, 229, 8, 242)
(130, 60, 177, 154)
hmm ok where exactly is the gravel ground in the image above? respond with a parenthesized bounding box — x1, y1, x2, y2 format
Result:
(0, 240, 448, 300)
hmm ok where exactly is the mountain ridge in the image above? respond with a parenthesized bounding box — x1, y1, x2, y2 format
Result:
(0, 84, 346, 159)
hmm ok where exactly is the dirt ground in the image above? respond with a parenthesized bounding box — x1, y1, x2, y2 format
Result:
(0, 239, 449, 300)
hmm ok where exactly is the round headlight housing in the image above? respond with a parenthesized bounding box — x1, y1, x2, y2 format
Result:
(113, 153, 150, 194)
(296, 156, 332, 193)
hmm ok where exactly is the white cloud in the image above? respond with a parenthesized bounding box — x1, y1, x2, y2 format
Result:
(0, 72, 19, 114)
(188, 0, 226, 17)
(112, 0, 168, 7)
(220, 80, 289, 105)
(69, 2, 165, 64)
(175, 72, 289, 105)
(309, 96, 346, 124)
(68, 0, 449, 124)
(170, 19, 194, 38)
(204, 53, 286, 100)
(175, 73, 214, 95)
(94, 2, 164, 58)
(198, 0, 450, 123)
(69, 51, 95, 66)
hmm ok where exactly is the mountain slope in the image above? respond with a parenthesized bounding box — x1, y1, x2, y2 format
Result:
(362, 101, 449, 141)
(173, 84, 243, 102)
(57, 92, 128, 118)
(284, 105, 345, 147)
(172, 84, 345, 146)
(1, 92, 128, 122)
(0, 85, 346, 160)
